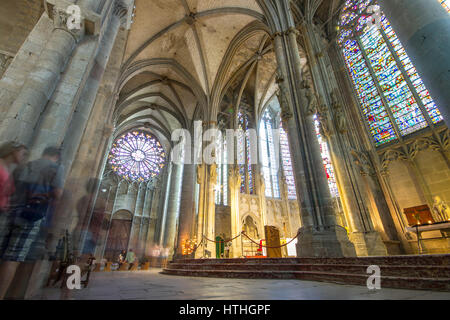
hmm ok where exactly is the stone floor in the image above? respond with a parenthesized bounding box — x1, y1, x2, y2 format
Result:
(33, 269, 450, 300)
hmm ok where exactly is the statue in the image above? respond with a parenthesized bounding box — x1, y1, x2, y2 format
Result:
(317, 97, 332, 137)
(196, 164, 203, 184)
(432, 196, 450, 222)
(280, 176, 289, 199)
(277, 85, 292, 121)
(303, 80, 318, 116)
(229, 166, 241, 189)
(331, 90, 347, 134)
(209, 163, 217, 184)
(258, 172, 266, 196)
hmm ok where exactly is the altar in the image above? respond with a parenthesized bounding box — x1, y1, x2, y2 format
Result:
(406, 222, 450, 254)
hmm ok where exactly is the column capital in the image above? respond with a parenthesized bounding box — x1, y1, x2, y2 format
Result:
(113, 2, 129, 19)
(46, 0, 102, 41)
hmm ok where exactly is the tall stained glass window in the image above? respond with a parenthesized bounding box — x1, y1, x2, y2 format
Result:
(260, 109, 280, 198)
(109, 131, 166, 182)
(338, 0, 443, 146)
(313, 116, 340, 198)
(441, 0, 450, 12)
(215, 133, 228, 206)
(238, 110, 254, 194)
(279, 124, 297, 199)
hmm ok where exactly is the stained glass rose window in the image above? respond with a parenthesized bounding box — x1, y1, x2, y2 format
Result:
(109, 131, 166, 181)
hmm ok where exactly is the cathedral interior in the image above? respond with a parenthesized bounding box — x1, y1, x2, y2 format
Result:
(0, 0, 449, 300)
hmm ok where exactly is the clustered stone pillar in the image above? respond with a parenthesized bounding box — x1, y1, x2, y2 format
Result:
(161, 161, 184, 259)
(174, 163, 196, 258)
(0, 0, 80, 144)
(301, 26, 390, 256)
(228, 165, 242, 258)
(204, 163, 217, 256)
(269, 0, 356, 257)
(378, 0, 450, 126)
(194, 164, 206, 258)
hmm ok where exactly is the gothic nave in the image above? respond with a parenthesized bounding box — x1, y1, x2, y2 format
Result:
(0, 0, 449, 301)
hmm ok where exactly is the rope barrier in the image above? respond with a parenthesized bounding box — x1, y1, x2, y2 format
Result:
(241, 231, 301, 249)
(191, 237, 204, 254)
(202, 232, 242, 244)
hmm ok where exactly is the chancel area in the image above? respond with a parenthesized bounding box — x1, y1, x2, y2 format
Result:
(0, 0, 449, 299)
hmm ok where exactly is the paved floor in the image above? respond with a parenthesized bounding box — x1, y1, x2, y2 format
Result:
(33, 269, 450, 300)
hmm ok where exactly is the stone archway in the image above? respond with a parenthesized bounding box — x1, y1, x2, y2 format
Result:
(104, 210, 133, 262)
(242, 215, 261, 257)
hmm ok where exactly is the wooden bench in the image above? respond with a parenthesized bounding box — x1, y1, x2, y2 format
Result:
(129, 263, 139, 271)
(118, 263, 129, 271)
(140, 262, 150, 270)
(93, 263, 102, 272)
(104, 262, 112, 272)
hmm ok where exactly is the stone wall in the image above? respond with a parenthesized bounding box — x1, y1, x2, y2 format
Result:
(384, 147, 450, 254)
(0, 0, 44, 55)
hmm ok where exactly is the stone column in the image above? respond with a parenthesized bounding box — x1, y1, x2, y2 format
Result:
(161, 162, 183, 258)
(280, 175, 294, 237)
(204, 163, 217, 256)
(61, 2, 127, 171)
(270, 0, 356, 257)
(378, 0, 450, 126)
(174, 163, 196, 258)
(229, 166, 242, 258)
(194, 164, 206, 258)
(0, 1, 80, 145)
(145, 186, 161, 255)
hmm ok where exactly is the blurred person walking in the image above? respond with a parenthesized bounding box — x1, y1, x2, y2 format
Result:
(0, 142, 28, 299)
(0, 146, 64, 299)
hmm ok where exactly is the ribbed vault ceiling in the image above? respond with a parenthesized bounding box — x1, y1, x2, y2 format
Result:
(114, 0, 345, 146)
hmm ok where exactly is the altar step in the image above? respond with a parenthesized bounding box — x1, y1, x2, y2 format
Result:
(161, 255, 450, 292)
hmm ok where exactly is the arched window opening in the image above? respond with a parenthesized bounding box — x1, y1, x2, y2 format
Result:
(215, 131, 228, 206)
(260, 109, 280, 198)
(313, 116, 340, 198)
(338, 0, 443, 146)
(238, 109, 254, 195)
(279, 124, 297, 200)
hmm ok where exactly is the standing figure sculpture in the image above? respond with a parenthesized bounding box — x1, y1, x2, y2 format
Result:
(331, 90, 347, 134)
(432, 196, 450, 222)
(303, 80, 318, 116)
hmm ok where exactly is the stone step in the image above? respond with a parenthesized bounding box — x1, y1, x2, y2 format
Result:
(161, 268, 450, 292)
(173, 255, 450, 266)
(166, 263, 450, 278)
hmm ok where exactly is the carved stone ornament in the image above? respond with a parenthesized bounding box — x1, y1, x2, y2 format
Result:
(277, 85, 293, 121)
(351, 149, 375, 177)
(317, 97, 332, 137)
(53, 6, 85, 41)
(0, 53, 13, 77)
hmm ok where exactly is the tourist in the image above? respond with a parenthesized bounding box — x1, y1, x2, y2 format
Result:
(0, 141, 28, 299)
(0, 146, 64, 299)
(126, 248, 136, 267)
(118, 249, 126, 266)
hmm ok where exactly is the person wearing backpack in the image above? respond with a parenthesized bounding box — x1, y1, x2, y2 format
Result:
(0, 146, 64, 299)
